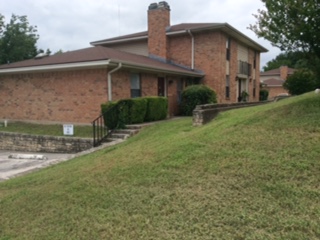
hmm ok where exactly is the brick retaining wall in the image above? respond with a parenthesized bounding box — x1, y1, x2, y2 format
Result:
(0, 132, 92, 153)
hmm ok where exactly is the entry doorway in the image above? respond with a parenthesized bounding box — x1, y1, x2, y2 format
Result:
(158, 77, 165, 96)
(237, 78, 248, 102)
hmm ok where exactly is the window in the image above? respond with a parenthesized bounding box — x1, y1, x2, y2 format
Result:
(226, 75, 230, 98)
(253, 51, 257, 69)
(185, 78, 200, 87)
(253, 79, 256, 98)
(130, 73, 141, 98)
(226, 37, 231, 61)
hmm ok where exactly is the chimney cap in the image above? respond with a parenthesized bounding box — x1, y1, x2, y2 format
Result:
(148, 3, 158, 10)
(148, 1, 170, 11)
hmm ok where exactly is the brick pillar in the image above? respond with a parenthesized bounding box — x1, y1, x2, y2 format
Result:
(280, 66, 288, 80)
(148, 2, 170, 60)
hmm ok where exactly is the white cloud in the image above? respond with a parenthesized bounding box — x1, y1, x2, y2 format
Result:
(0, 0, 280, 68)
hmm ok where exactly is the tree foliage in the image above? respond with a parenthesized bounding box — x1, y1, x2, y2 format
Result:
(250, 0, 320, 80)
(283, 69, 317, 95)
(263, 51, 308, 71)
(0, 14, 39, 64)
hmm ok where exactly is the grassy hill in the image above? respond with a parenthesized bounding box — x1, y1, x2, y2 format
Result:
(0, 92, 319, 239)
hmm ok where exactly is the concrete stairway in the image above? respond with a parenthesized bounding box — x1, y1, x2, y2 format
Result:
(106, 125, 142, 142)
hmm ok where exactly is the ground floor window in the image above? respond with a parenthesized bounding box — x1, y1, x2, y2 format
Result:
(185, 77, 200, 87)
(253, 79, 256, 98)
(226, 75, 230, 98)
(130, 73, 141, 98)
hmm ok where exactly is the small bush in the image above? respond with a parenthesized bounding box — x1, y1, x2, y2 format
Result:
(145, 97, 168, 121)
(101, 101, 119, 129)
(180, 85, 217, 116)
(101, 97, 165, 129)
(259, 89, 269, 101)
(283, 69, 317, 95)
(130, 98, 148, 124)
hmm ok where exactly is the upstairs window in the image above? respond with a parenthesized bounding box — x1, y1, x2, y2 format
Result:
(226, 37, 231, 61)
(130, 73, 141, 98)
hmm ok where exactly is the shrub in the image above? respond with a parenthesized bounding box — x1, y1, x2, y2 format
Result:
(101, 101, 119, 129)
(101, 97, 165, 129)
(145, 97, 168, 121)
(283, 69, 317, 95)
(259, 89, 269, 101)
(180, 85, 217, 116)
(130, 98, 148, 124)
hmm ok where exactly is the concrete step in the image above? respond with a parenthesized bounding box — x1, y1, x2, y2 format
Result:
(125, 125, 143, 130)
(109, 133, 130, 140)
(113, 129, 140, 136)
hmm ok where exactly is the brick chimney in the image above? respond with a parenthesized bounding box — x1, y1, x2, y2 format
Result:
(148, 2, 170, 60)
(280, 66, 289, 80)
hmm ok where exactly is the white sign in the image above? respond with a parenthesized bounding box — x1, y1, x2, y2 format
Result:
(63, 124, 74, 136)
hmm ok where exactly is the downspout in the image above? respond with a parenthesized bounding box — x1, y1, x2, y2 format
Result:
(107, 63, 122, 101)
(188, 30, 195, 70)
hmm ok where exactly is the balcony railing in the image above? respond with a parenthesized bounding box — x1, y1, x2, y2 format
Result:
(238, 61, 252, 76)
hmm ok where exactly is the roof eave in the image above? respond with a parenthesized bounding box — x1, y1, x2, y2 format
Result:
(90, 36, 148, 46)
(0, 60, 111, 74)
(109, 60, 204, 77)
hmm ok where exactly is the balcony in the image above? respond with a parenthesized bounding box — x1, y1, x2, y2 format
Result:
(238, 60, 251, 77)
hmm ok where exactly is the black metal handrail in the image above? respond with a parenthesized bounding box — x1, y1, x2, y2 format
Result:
(92, 114, 109, 147)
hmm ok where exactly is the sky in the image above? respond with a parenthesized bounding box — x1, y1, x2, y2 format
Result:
(1, 0, 281, 68)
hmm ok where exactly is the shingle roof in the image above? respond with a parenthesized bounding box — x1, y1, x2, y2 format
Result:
(0, 46, 204, 77)
(263, 78, 285, 86)
(90, 22, 268, 52)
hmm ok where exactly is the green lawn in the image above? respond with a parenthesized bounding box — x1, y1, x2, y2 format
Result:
(0, 92, 319, 239)
(0, 122, 92, 138)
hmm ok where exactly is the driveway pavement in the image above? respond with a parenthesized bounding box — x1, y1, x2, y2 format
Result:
(0, 150, 75, 182)
(0, 139, 124, 182)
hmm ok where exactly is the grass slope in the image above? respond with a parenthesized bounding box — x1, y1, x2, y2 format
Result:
(0, 93, 319, 239)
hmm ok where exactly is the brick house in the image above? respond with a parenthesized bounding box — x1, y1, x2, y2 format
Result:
(0, 2, 267, 124)
(260, 66, 295, 99)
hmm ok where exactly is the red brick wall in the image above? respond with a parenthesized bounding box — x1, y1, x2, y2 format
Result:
(0, 69, 108, 123)
(148, 7, 170, 59)
(262, 86, 289, 99)
(228, 36, 238, 103)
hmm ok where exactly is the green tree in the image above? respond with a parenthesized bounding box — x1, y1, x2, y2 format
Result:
(283, 69, 317, 95)
(263, 51, 308, 71)
(249, 0, 320, 81)
(0, 14, 39, 64)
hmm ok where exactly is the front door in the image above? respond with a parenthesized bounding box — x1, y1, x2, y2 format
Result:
(158, 77, 165, 96)
(238, 79, 242, 102)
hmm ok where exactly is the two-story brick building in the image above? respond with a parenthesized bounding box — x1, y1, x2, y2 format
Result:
(0, 2, 267, 124)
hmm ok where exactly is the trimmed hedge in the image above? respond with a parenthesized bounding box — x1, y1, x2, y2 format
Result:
(180, 85, 217, 116)
(259, 89, 269, 101)
(101, 97, 168, 129)
(101, 101, 118, 129)
(145, 97, 168, 122)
